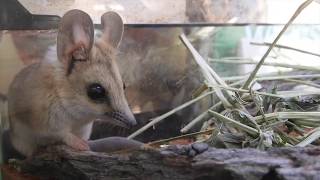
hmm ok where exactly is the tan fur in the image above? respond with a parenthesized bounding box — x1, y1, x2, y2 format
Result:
(8, 10, 136, 157)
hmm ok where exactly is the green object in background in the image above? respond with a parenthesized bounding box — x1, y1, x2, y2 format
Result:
(213, 27, 245, 57)
(211, 27, 246, 76)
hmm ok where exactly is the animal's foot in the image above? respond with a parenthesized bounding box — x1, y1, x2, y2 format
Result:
(65, 133, 90, 151)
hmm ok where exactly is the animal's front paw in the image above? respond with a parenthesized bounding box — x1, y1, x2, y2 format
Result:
(64, 133, 90, 151)
(72, 139, 90, 151)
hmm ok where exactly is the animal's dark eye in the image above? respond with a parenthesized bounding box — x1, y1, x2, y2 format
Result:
(87, 83, 106, 101)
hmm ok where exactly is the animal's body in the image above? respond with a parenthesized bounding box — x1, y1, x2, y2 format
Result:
(7, 9, 138, 157)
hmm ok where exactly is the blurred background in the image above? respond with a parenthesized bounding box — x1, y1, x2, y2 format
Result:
(1, 0, 320, 140)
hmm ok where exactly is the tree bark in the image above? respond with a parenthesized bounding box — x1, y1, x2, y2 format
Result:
(3, 145, 320, 180)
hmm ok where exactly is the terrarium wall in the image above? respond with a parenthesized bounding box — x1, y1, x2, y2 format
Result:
(1, 0, 320, 139)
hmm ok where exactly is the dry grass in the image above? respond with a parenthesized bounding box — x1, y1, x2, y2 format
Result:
(129, 0, 320, 150)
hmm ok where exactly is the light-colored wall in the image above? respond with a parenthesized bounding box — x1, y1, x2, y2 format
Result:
(18, 0, 320, 24)
(0, 33, 24, 94)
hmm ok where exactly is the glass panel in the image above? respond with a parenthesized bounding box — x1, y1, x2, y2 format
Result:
(18, 0, 320, 24)
(1, 1, 320, 170)
(1, 24, 320, 121)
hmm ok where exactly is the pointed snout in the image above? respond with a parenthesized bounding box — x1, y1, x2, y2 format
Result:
(106, 108, 137, 128)
(111, 95, 137, 127)
(119, 98, 137, 127)
(124, 109, 137, 127)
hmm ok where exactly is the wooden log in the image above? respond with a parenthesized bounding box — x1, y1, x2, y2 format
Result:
(3, 145, 320, 180)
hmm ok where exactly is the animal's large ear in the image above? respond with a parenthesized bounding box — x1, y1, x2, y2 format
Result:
(101, 12, 124, 48)
(57, 9, 94, 71)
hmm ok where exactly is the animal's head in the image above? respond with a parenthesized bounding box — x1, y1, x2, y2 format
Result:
(56, 9, 136, 128)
